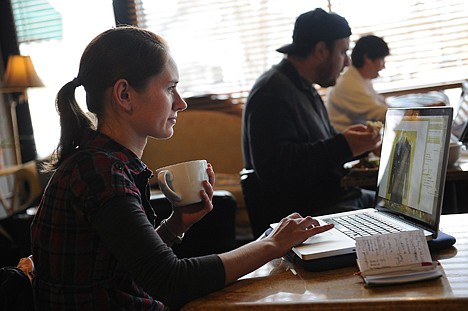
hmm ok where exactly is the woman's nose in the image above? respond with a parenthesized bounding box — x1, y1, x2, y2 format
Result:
(175, 92, 187, 111)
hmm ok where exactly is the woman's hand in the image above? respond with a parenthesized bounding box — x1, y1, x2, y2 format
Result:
(165, 163, 216, 236)
(266, 213, 334, 256)
(218, 212, 334, 284)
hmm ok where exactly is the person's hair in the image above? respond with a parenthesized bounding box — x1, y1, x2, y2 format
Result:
(277, 8, 351, 57)
(46, 26, 170, 171)
(290, 40, 336, 59)
(351, 35, 390, 68)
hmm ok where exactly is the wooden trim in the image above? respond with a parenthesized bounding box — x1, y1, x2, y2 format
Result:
(380, 80, 464, 98)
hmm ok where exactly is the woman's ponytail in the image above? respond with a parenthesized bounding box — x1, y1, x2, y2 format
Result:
(46, 78, 93, 171)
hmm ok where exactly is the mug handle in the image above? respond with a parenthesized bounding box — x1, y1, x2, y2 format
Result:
(157, 170, 182, 203)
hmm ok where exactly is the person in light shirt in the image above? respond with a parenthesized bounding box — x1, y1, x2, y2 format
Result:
(326, 35, 390, 132)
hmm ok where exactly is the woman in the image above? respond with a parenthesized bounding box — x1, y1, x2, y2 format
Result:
(326, 35, 390, 132)
(30, 26, 333, 310)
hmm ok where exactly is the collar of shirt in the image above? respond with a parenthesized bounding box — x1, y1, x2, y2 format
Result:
(77, 128, 153, 180)
(277, 59, 323, 99)
(276, 59, 334, 136)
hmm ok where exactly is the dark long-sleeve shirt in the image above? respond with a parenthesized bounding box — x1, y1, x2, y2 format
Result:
(242, 59, 355, 211)
(31, 129, 225, 310)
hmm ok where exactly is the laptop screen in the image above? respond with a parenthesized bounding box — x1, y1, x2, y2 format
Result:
(376, 107, 453, 234)
(451, 80, 468, 144)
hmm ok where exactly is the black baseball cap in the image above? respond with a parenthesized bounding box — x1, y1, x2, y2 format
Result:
(277, 8, 351, 54)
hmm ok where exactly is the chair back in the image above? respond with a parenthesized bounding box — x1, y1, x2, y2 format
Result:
(14, 161, 42, 212)
(240, 169, 281, 238)
(142, 110, 243, 174)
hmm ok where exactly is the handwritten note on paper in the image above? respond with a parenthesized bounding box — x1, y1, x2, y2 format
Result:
(355, 230, 432, 272)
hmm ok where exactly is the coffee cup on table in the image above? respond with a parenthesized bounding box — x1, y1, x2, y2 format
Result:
(156, 160, 208, 207)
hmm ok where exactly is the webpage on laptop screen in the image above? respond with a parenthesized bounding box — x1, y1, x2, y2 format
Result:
(377, 114, 449, 227)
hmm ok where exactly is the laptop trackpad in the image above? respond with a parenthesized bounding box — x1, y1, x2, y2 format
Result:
(293, 228, 356, 260)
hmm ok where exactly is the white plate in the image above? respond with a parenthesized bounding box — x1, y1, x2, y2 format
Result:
(344, 158, 379, 172)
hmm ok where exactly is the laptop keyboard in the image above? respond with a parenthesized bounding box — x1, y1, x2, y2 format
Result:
(323, 213, 407, 239)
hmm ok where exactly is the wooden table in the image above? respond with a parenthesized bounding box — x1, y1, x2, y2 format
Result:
(182, 213, 468, 310)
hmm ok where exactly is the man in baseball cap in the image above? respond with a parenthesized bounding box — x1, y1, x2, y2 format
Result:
(241, 8, 381, 238)
(277, 8, 351, 56)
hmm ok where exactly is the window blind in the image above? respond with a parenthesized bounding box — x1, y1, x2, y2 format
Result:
(11, 0, 62, 43)
(347, 0, 468, 92)
(136, 0, 467, 97)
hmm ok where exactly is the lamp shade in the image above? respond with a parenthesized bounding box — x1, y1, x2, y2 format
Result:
(3, 55, 44, 91)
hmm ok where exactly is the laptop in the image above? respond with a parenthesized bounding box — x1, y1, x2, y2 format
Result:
(451, 80, 468, 144)
(292, 106, 453, 261)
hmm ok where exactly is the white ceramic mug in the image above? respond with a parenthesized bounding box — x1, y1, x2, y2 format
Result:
(156, 160, 208, 207)
(448, 142, 462, 166)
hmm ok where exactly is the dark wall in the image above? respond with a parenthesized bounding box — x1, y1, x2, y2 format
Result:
(0, 0, 20, 68)
(1, 0, 38, 163)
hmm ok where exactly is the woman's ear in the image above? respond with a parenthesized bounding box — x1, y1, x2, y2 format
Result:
(112, 79, 132, 112)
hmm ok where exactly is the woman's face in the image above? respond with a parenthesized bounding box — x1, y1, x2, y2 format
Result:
(370, 57, 386, 79)
(133, 55, 187, 140)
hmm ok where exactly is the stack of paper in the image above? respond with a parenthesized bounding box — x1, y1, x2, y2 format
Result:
(355, 230, 442, 286)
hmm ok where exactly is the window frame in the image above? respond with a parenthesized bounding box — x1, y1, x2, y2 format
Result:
(133, 0, 467, 98)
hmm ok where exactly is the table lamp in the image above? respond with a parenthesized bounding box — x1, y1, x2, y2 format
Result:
(1, 55, 44, 164)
